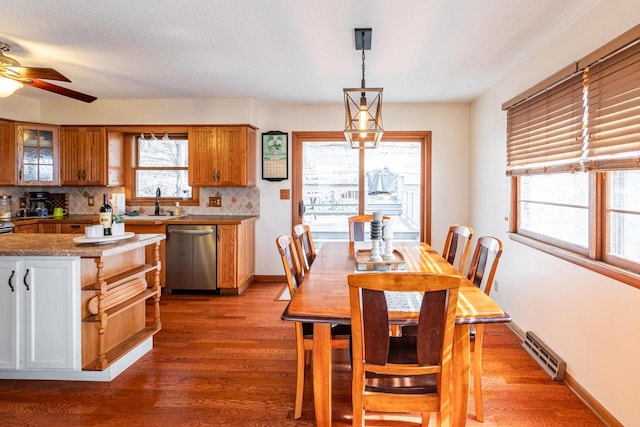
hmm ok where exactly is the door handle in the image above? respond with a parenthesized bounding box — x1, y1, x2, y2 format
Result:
(168, 229, 215, 235)
(23, 268, 30, 291)
(7, 270, 15, 292)
(298, 201, 305, 217)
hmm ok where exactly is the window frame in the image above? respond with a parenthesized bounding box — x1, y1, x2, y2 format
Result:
(120, 127, 200, 207)
(291, 131, 432, 244)
(505, 24, 640, 290)
(510, 172, 640, 290)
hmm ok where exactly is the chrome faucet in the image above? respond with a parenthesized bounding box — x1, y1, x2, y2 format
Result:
(154, 187, 161, 215)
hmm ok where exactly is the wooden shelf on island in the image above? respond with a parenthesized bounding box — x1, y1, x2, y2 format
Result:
(82, 264, 158, 291)
(82, 326, 159, 371)
(83, 288, 158, 322)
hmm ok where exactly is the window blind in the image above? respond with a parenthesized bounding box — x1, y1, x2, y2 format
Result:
(585, 40, 640, 170)
(506, 73, 585, 175)
(505, 24, 640, 176)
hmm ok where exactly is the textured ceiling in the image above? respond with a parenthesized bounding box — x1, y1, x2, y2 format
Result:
(0, 0, 600, 104)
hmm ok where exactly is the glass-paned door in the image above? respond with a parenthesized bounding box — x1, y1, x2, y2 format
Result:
(364, 142, 422, 240)
(301, 141, 359, 240)
(294, 132, 428, 243)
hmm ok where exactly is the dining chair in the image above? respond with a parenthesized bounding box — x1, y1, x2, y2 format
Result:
(467, 236, 503, 422)
(347, 272, 461, 426)
(442, 225, 473, 273)
(292, 223, 316, 274)
(348, 214, 390, 242)
(275, 235, 351, 419)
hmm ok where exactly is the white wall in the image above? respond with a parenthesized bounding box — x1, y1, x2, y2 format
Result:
(1, 97, 469, 276)
(469, 0, 640, 424)
(254, 102, 469, 275)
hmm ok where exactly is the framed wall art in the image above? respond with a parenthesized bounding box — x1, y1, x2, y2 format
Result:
(262, 131, 288, 181)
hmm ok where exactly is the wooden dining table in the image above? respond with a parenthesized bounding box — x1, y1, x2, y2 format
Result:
(281, 241, 511, 426)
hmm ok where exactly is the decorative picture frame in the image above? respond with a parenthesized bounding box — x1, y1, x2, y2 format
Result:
(262, 131, 288, 181)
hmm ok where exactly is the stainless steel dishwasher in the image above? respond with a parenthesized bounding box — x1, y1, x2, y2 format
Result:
(166, 224, 218, 293)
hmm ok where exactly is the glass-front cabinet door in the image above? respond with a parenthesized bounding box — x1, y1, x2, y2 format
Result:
(16, 124, 59, 186)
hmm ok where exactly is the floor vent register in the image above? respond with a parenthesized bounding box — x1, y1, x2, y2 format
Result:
(522, 331, 566, 381)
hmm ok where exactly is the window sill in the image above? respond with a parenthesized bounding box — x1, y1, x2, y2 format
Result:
(508, 233, 640, 290)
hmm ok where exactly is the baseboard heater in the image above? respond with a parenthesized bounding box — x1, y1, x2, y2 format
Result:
(522, 331, 566, 381)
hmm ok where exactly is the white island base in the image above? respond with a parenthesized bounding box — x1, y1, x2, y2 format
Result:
(0, 233, 165, 382)
(0, 337, 152, 382)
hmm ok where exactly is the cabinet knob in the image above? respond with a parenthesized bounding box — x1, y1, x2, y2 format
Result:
(77, 170, 82, 180)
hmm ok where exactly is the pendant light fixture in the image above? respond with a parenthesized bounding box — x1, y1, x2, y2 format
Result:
(344, 28, 383, 149)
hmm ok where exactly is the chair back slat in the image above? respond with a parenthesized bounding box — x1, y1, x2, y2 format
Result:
(467, 236, 503, 294)
(348, 214, 390, 242)
(275, 235, 305, 295)
(442, 225, 473, 272)
(362, 289, 390, 365)
(293, 224, 316, 273)
(417, 289, 448, 366)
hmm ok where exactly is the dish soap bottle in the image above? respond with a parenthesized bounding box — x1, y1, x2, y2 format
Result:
(174, 202, 181, 216)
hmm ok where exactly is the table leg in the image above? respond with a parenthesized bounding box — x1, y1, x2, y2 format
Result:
(313, 323, 332, 427)
(452, 323, 471, 425)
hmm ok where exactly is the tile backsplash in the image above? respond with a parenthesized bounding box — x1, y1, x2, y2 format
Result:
(0, 186, 260, 217)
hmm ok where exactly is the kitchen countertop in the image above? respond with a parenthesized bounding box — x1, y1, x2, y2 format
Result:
(0, 233, 165, 257)
(11, 214, 259, 225)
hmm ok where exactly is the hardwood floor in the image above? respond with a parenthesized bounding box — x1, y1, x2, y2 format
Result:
(0, 280, 604, 426)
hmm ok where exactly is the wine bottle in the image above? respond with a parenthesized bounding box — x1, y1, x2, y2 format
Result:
(99, 194, 113, 236)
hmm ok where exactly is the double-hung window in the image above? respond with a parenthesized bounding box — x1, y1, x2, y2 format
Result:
(505, 24, 640, 287)
(130, 132, 195, 203)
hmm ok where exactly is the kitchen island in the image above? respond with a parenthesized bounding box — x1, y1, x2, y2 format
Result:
(0, 233, 165, 381)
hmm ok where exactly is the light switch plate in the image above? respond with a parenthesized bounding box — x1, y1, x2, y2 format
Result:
(280, 189, 290, 200)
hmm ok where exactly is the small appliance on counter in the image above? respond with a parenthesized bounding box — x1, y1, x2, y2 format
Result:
(27, 192, 53, 217)
(0, 195, 11, 220)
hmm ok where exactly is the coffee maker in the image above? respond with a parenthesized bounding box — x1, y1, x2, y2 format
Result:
(27, 192, 53, 217)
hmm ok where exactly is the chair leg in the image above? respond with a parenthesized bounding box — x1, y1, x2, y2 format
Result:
(352, 365, 365, 426)
(473, 324, 485, 422)
(294, 325, 306, 419)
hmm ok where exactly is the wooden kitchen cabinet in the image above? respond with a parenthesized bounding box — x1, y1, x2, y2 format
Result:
(59, 127, 123, 186)
(216, 220, 255, 295)
(38, 223, 61, 234)
(0, 120, 15, 185)
(35, 222, 90, 234)
(0, 257, 80, 371)
(15, 123, 60, 186)
(14, 222, 38, 233)
(188, 125, 256, 187)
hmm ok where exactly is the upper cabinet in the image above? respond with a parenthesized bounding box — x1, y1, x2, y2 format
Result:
(188, 125, 256, 187)
(0, 120, 15, 185)
(60, 127, 123, 186)
(16, 123, 60, 186)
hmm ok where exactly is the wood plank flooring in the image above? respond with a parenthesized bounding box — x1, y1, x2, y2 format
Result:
(0, 280, 604, 426)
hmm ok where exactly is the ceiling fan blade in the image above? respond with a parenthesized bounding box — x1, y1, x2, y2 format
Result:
(7, 66, 71, 82)
(24, 78, 97, 103)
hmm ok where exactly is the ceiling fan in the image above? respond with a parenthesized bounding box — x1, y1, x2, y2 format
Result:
(0, 42, 97, 103)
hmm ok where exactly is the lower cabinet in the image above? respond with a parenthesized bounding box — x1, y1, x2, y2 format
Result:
(217, 221, 255, 295)
(0, 257, 80, 371)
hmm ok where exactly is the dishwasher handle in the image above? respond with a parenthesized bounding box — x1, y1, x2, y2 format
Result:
(167, 229, 215, 235)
